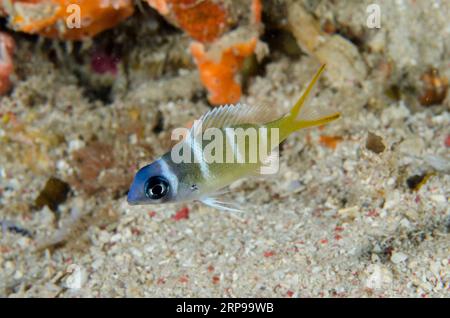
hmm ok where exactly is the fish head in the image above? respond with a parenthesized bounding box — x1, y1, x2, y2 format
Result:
(127, 158, 179, 205)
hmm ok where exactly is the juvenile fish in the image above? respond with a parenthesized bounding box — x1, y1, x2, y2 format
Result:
(127, 65, 340, 211)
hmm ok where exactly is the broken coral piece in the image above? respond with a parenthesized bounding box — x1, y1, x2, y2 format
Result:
(3, 0, 134, 40)
(0, 32, 15, 95)
(147, 0, 230, 43)
(190, 37, 257, 105)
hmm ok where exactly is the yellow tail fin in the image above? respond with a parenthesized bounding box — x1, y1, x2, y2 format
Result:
(286, 64, 340, 132)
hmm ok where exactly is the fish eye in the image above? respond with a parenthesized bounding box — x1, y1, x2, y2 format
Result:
(144, 176, 169, 200)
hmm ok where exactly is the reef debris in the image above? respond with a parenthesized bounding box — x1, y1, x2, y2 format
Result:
(418, 68, 448, 106)
(285, 1, 367, 86)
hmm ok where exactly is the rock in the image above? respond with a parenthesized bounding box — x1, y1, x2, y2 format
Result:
(68, 139, 86, 153)
(35, 177, 71, 212)
(365, 264, 393, 289)
(418, 68, 448, 106)
(64, 265, 87, 289)
(423, 155, 450, 173)
(366, 132, 386, 154)
(314, 35, 367, 86)
(286, 2, 324, 54)
(391, 252, 408, 264)
(286, 2, 367, 87)
(429, 194, 446, 204)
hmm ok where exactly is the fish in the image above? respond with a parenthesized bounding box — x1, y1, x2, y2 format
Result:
(127, 65, 340, 212)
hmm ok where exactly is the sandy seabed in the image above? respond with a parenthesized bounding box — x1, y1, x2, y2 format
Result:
(0, 0, 449, 297)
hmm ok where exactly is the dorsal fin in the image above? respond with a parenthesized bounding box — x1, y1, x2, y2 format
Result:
(196, 103, 278, 132)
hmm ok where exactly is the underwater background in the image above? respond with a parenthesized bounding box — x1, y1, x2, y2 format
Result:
(0, 0, 449, 297)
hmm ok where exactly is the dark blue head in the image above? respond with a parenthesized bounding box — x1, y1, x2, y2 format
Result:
(127, 159, 179, 205)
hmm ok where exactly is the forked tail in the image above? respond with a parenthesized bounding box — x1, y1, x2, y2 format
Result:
(284, 64, 340, 133)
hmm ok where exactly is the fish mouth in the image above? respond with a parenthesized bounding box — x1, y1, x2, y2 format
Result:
(126, 190, 142, 205)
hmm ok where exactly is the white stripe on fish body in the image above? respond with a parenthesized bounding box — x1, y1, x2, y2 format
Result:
(159, 156, 179, 197)
(187, 130, 210, 180)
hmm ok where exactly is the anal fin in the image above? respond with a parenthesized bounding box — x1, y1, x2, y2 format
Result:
(199, 197, 245, 213)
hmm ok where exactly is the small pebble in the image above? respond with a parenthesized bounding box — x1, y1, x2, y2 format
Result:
(365, 264, 392, 289)
(366, 132, 385, 154)
(65, 266, 87, 289)
(35, 177, 71, 212)
(68, 139, 86, 152)
(391, 252, 408, 264)
(430, 194, 446, 204)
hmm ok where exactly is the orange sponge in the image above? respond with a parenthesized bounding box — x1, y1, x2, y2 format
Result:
(4, 0, 134, 40)
(191, 38, 257, 105)
(147, 0, 229, 43)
